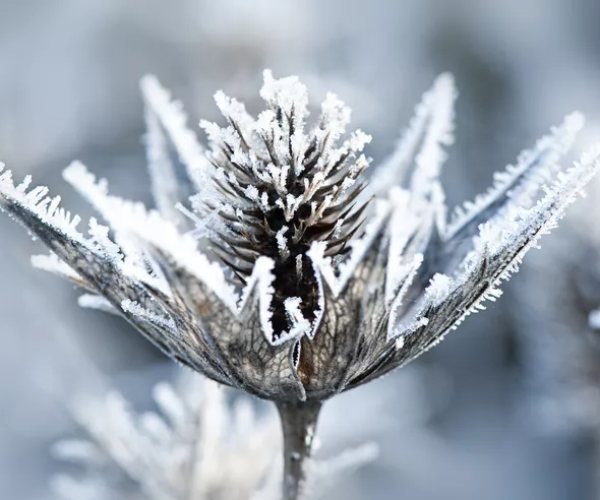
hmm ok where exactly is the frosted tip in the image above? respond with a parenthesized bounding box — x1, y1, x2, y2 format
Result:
(139, 74, 163, 96)
(434, 72, 457, 96)
(565, 111, 585, 131)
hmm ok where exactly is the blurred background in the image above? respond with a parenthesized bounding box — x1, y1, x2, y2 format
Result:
(2, 1, 600, 499)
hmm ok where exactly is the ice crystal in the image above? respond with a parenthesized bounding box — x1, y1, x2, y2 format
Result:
(51, 375, 377, 500)
(1, 71, 598, 499)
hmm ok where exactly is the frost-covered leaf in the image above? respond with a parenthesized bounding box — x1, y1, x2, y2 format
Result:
(369, 73, 456, 195)
(1, 72, 597, 402)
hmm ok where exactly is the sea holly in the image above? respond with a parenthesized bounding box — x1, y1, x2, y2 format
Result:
(0, 71, 598, 499)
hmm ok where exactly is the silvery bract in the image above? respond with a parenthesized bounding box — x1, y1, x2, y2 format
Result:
(1, 71, 598, 499)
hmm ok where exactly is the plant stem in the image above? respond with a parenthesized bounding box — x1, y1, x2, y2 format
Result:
(276, 399, 323, 500)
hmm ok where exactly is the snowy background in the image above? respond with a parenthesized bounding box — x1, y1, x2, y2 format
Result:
(1, 1, 600, 499)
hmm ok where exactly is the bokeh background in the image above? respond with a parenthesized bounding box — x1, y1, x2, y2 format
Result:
(2, 1, 600, 499)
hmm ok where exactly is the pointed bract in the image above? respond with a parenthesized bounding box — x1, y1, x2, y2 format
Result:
(0, 73, 597, 404)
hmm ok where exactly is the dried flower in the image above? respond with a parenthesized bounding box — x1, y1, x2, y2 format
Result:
(51, 374, 377, 500)
(1, 71, 598, 498)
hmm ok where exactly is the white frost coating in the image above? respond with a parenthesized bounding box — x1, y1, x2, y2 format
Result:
(177, 200, 220, 240)
(430, 181, 447, 235)
(143, 93, 183, 223)
(245, 185, 259, 201)
(195, 70, 372, 254)
(385, 187, 418, 302)
(261, 69, 309, 119)
(409, 78, 456, 202)
(87, 218, 122, 263)
(0, 165, 130, 271)
(447, 112, 584, 236)
(424, 273, 453, 307)
(348, 129, 372, 152)
(4, 72, 598, 383)
(140, 75, 212, 194)
(237, 257, 311, 345)
(391, 130, 599, 351)
(260, 69, 310, 169)
(0, 165, 181, 311)
(63, 161, 147, 261)
(275, 227, 290, 259)
(214, 90, 255, 132)
(427, 144, 600, 349)
(63, 163, 162, 287)
(77, 294, 117, 314)
(240, 256, 275, 341)
(284, 297, 312, 337)
(393, 317, 430, 342)
(63, 161, 108, 201)
(121, 299, 177, 332)
(0, 164, 82, 238)
(320, 92, 351, 142)
(589, 309, 600, 329)
(387, 253, 424, 340)
(479, 144, 600, 261)
(65, 161, 324, 346)
(308, 199, 391, 297)
(31, 253, 83, 282)
(370, 73, 456, 195)
(63, 162, 172, 297)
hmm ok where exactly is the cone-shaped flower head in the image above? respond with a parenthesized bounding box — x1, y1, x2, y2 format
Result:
(1, 71, 598, 403)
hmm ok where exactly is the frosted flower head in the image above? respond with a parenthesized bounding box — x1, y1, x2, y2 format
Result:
(0, 71, 598, 403)
(197, 70, 371, 345)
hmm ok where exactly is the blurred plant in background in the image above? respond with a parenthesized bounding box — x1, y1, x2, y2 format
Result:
(51, 374, 377, 500)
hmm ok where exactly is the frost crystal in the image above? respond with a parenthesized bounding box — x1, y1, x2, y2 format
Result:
(0, 71, 598, 499)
